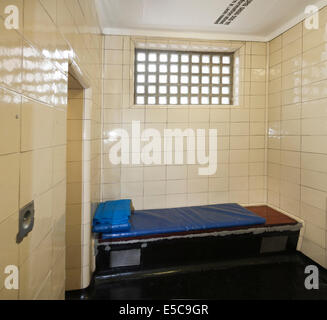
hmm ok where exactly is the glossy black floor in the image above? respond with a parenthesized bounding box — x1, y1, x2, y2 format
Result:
(66, 253, 327, 300)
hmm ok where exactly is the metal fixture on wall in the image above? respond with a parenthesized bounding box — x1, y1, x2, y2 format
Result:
(17, 201, 35, 243)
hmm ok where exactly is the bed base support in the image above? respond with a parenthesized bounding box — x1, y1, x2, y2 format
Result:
(94, 228, 301, 278)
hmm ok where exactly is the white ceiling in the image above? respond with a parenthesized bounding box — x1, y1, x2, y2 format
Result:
(95, 0, 327, 41)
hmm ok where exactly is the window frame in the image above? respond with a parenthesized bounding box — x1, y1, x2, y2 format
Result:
(134, 48, 234, 106)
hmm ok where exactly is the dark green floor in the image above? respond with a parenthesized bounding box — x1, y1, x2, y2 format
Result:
(66, 253, 327, 300)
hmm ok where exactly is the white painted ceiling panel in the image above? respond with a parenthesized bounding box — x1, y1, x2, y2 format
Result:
(95, 0, 327, 41)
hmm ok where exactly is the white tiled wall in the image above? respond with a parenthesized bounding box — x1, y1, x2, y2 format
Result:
(102, 36, 267, 210)
(0, 0, 102, 300)
(268, 6, 327, 268)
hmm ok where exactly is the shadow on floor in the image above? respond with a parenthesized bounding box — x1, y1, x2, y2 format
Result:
(66, 253, 327, 300)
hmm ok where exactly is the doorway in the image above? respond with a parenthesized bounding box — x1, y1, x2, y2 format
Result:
(65, 67, 93, 291)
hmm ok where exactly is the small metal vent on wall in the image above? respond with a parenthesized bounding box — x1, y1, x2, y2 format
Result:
(215, 0, 254, 25)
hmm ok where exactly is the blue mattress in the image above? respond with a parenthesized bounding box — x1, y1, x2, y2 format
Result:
(101, 203, 266, 240)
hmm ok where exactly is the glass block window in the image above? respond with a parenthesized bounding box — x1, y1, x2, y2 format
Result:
(134, 49, 234, 105)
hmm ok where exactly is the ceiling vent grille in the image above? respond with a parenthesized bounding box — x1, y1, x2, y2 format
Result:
(215, 0, 254, 25)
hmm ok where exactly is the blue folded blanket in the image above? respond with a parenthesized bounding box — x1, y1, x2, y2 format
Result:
(93, 222, 131, 233)
(92, 199, 131, 233)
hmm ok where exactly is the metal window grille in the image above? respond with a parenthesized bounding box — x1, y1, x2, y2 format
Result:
(134, 49, 234, 106)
